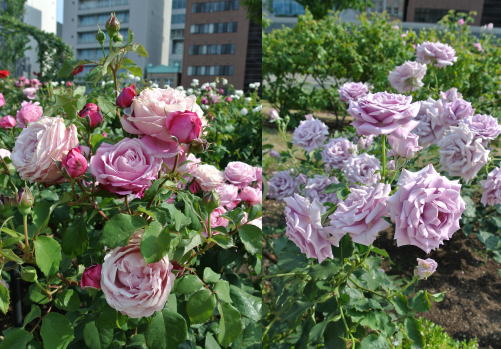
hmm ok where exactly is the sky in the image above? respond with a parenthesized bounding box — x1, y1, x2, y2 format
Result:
(57, 0, 63, 23)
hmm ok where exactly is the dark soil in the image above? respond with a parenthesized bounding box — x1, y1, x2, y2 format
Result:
(264, 199, 501, 349)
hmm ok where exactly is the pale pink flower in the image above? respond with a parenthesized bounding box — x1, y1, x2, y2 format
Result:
(415, 258, 438, 279)
(16, 101, 43, 127)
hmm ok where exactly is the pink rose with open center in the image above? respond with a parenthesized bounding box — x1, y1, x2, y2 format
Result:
(388, 61, 427, 93)
(101, 238, 175, 318)
(215, 183, 240, 209)
(16, 101, 43, 127)
(191, 164, 224, 191)
(224, 161, 256, 188)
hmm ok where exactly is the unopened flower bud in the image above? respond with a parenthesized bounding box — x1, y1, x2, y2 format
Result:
(96, 28, 106, 44)
(18, 187, 34, 215)
(190, 138, 209, 154)
(105, 13, 120, 35)
(414, 258, 438, 280)
(112, 32, 123, 42)
(202, 191, 220, 213)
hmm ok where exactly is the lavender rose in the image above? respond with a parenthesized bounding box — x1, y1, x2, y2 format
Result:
(292, 115, 329, 152)
(304, 175, 340, 204)
(90, 138, 163, 196)
(412, 98, 445, 147)
(463, 114, 501, 142)
(388, 164, 465, 253)
(101, 238, 175, 318)
(343, 153, 381, 185)
(388, 61, 427, 93)
(480, 167, 501, 206)
(388, 133, 422, 158)
(414, 258, 438, 279)
(416, 41, 457, 67)
(191, 164, 225, 191)
(12, 117, 78, 184)
(440, 97, 473, 126)
(321, 138, 357, 169)
(267, 170, 298, 200)
(326, 183, 391, 246)
(224, 161, 257, 188)
(338, 82, 370, 103)
(357, 135, 375, 150)
(284, 194, 333, 263)
(16, 101, 43, 127)
(348, 92, 420, 137)
(438, 124, 490, 182)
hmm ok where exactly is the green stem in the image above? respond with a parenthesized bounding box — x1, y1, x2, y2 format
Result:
(23, 214, 30, 252)
(381, 135, 387, 182)
(348, 277, 388, 299)
(338, 296, 356, 348)
(261, 272, 310, 279)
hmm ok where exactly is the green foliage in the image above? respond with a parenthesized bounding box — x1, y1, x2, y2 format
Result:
(295, 0, 372, 19)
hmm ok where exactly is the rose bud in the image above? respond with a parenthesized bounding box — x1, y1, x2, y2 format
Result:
(189, 181, 201, 194)
(66, 81, 73, 87)
(116, 84, 136, 108)
(71, 65, 84, 76)
(203, 191, 221, 212)
(105, 13, 120, 34)
(79, 103, 103, 128)
(239, 186, 262, 206)
(112, 32, 123, 42)
(96, 27, 106, 44)
(62, 147, 88, 178)
(0, 115, 16, 129)
(17, 187, 34, 215)
(190, 138, 209, 154)
(165, 110, 202, 143)
(414, 258, 438, 280)
(80, 264, 102, 289)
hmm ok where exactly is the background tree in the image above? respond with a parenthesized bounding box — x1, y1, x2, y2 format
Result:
(295, 0, 373, 19)
(0, 0, 29, 72)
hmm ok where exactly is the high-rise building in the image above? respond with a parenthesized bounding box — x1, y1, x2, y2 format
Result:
(169, 0, 186, 71)
(181, 0, 255, 89)
(62, 0, 172, 71)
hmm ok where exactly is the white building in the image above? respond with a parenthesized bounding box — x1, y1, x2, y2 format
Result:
(62, 0, 172, 72)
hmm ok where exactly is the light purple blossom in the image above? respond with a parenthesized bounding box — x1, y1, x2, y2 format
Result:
(415, 258, 438, 279)
(338, 82, 370, 103)
(304, 175, 340, 204)
(388, 164, 465, 253)
(412, 98, 445, 147)
(326, 183, 391, 246)
(388, 61, 427, 93)
(388, 133, 422, 158)
(463, 114, 501, 142)
(343, 153, 381, 185)
(416, 41, 457, 67)
(438, 124, 490, 182)
(321, 138, 357, 169)
(357, 135, 375, 150)
(440, 97, 474, 127)
(480, 167, 501, 206)
(267, 170, 298, 200)
(348, 92, 420, 137)
(284, 194, 333, 263)
(292, 115, 329, 152)
(440, 88, 462, 103)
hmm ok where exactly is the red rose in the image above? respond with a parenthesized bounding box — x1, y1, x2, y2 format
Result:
(0, 70, 10, 78)
(71, 65, 84, 76)
(116, 84, 137, 108)
(78, 103, 103, 128)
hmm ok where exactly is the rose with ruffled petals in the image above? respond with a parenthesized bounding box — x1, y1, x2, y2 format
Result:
(463, 114, 501, 142)
(388, 61, 427, 93)
(0, 115, 16, 128)
(16, 101, 43, 127)
(388, 133, 422, 158)
(267, 170, 298, 200)
(338, 82, 370, 103)
(101, 237, 175, 318)
(224, 161, 256, 188)
(121, 87, 204, 143)
(348, 92, 420, 137)
(441, 97, 473, 126)
(11, 117, 78, 184)
(412, 98, 445, 147)
(388, 164, 465, 253)
(415, 258, 438, 279)
(90, 138, 163, 196)
(191, 164, 224, 191)
(343, 153, 381, 185)
(292, 115, 329, 152)
(321, 138, 357, 169)
(239, 186, 262, 206)
(284, 194, 333, 263)
(326, 183, 391, 246)
(215, 183, 240, 209)
(304, 175, 339, 204)
(416, 41, 457, 67)
(23, 87, 38, 100)
(480, 167, 501, 206)
(438, 124, 489, 182)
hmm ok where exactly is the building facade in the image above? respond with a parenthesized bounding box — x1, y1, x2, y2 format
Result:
(169, 0, 186, 71)
(62, 0, 172, 71)
(181, 0, 250, 89)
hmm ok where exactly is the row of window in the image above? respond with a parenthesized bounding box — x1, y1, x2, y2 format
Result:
(171, 14, 185, 25)
(187, 65, 234, 76)
(173, 0, 186, 9)
(190, 22, 237, 34)
(79, 11, 129, 27)
(189, 43, 235, 55)
(271, 0, 304, 16)
(77, 48, 109, 60)
(78, 29, 128, 44)
(78, 0, 128, 10)
(192, 0, 239, 13)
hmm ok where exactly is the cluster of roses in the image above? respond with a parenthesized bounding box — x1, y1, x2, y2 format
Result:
(267, 41, 500, 276)
(15, 76, 43, 100)
(1, 80, 261, 318)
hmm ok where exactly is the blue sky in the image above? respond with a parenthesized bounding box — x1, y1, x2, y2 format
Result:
(57, 0, 63, 23)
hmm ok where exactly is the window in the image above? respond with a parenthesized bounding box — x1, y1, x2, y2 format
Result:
(171, 29, 184, 38)
(77, 29, 128, 44)
(171, 14, 185, 24)
(271, 0, 304, 17)
(77, 48, 109, 60)
(79, 0, 128, 10)
(189, 43, 235, 55)
(173, 0, 186, 9)
(192, 0, 239, 13)
(187, 65, 234, 76)
(414, 8, 465, 23)
(190, 21, 237, 34)
(79, 11, 129, 27)
(172, 40, 184, 54)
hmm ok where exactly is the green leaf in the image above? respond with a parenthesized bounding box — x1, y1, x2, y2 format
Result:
(0, 249, 23, 264)
(97, 96, 116, 116)
(0, 328, 33, 349)
(62, 222, 88, 257)
(20, 266, 38, 282)
(214, 280, 232, 303)
(90, 134, 105, 150)
(28, 284, 50, 304)
(175, 274, 205, 295)
(371, 247, 390, 258)
(165, 204, 191, 231)
(393, 293, 410, 315)
(145, 309, 187, 349)
(22, 304, 41, 327)
(405, 317, 424, 347)
(203, 267, 220, 283)
(211, 234, 235, 249)
(360, 333, 387, 349)
(229, 285, 261, 321)
(83, 321, 102, 349)
(131, 43, 149, 57)
(140, 221, 171, 263)
(217, 302, 242, 347)
(205, 333, 222, 349)
(101, 214, 147, 248)
(55, 289, 80, 311)
(40, 312, 75, 349)
(186, 289, 216, 324)
(238, 224, 263, 255)
(410, 290, 431, 313)
(34, 236, 62, 277)
(0, 282, 9, 314)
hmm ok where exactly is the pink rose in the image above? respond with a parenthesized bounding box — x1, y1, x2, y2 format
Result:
(215, 184, 240, 209)
(191, 164, 224, 191)
(457, 18, 465, 25)
(209, 206, 229, 228)
(0, 93, 4, 107)
(90, 138, 163, 196)
(62, 147, 88, 178)
(338, 82, 370, 103)
(165, 110, 202, 143)
(480, 167, 501, 206)
(388, 164, 465, 253)
(415, 258, 437, 279)
(16, 101, 43, 127)
(79, 103, 103, 128)
(348, 92, 420, 137)
(30, 79, 42, 88)
(473, 42, 483, 52)
(23, 87, 38, 100)
(224, 161, 256, 188)
(11, 117, 79, 184)
(239, 186, 262, 206)
(116, 84, 137, 108)
(388, 61, 427, 93)
(416, 41, 457, 67)
(0, 115, 16, 128)
(189, 181, 201, 194)
(121, 87, 204, 142)
(284, 194, 333, 263)
(101, 239, 175, 318)
(327, 183, 391, 246)
(80, 264, 102, 289)
(16, 76, 30, 87)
